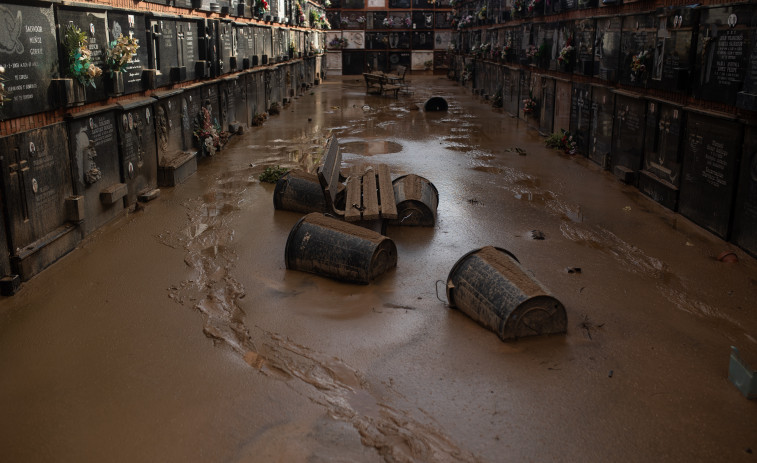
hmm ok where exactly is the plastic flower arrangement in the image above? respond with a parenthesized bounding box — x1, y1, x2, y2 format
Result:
(478, 6, 487, 20)
(404, 17, 412, 27)
(522, 95, 536, 115)
(480, 42, 491, 56)
(257, 0, 270, 11)
(296, 2, 306, 23)
(0, 66, 8, 107)
(193, 106, 221, 156)
(383, 17, 394, 27)
(526, 44, 538, 58)
(310, 10, 319, 26)
(528, 0, 542, 12)
(513, 0, 524, 13)
(631, 50, 648, 75)
(319, 13, 331, 29)
(558, 40, 574, 66)
(357, 16, 366, 24)
(546, 129, 577, 155)
(105, 34, 139, 76)
(328, 37, 348, 49)
(64, 25, 102, 88)
(503, 39, 513, 55)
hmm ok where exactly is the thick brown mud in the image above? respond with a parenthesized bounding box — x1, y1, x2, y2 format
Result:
(1, 76, 756, 463)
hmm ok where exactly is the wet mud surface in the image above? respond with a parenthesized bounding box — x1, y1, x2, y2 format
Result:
(1, 76, 756, 462)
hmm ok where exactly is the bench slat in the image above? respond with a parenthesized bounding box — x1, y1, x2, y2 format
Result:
(377, 164, 398, 219)
(345, 175, 363, 222)
(362, 166, 380, 221)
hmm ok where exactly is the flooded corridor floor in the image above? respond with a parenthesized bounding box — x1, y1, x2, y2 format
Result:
(1, 76, 756, 462)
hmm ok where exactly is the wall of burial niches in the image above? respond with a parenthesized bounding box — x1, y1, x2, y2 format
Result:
(0, 0, 326, 285)
(444, 0, 757, 256)
(325, 0, 455, 74)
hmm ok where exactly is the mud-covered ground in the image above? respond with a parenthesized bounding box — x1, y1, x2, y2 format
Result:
(1, 76, 756, 462)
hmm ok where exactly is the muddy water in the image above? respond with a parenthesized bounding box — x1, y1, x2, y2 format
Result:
(1, 76, 756, 463)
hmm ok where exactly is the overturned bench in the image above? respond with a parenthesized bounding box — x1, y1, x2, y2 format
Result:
(318, 136, 398, 224)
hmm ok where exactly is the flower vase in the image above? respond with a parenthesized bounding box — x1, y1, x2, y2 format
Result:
(107, 72, 125, 97)
(55, 78, 86, 108)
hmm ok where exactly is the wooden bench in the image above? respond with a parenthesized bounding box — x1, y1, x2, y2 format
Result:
(317, 136, 398, 223)
(363, 73, 402, 98)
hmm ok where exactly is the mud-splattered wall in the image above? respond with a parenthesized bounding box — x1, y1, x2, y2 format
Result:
(443, 1, 757, 257)
(0, 0, 326, 289)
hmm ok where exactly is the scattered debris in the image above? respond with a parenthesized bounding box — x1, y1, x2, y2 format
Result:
(623, 206, 632, 212)
(259, 165, 289, 183)
(506, 147, 527, 155)
(578, 314, 603, 340)
(685, 241, 694, 247)
(729, 346, 757, 399)
(529, 230, 545, 240)
(718, 250, 739, 263)
(566, 267, 582, 274)
(361, 105, 371, 111)
(608, 370, 614, 378)
(467, 198, 482, 205)
(383, 303, 417, 311)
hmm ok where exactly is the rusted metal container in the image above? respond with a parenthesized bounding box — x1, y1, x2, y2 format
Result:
(273, 170, 329, 214)
(389, 174, 439, 227)
(285, 213, 397, 284)
(446, 246, 567, 341)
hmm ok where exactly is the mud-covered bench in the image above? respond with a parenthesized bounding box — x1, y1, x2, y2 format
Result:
(363, 73, 402, 98)
(317, 136, 398, 223)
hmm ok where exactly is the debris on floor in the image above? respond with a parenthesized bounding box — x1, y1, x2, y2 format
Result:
(729, 346, 757, 399)
(566, 267, 582, 274)
(718, 251, 739, 263)
(529, 230, 545, 240)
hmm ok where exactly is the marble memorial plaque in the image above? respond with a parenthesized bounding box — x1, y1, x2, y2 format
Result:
(435, 12, 454, 30)
(0, 123, 76, 274)
(573, 19, 595, 76)
(679, 112, 743, 239)
(343, 0, 366, 9)
(68, 107, 124, 235)
(108, 11, 149, 94)
(595, 16, 621, 82)
(412, 11, 434, 30)
(147, 18, 178, 88)
(554, 79, 571, 133)
(57, 8, 108, 103)
(650, 6, 698, 93)
(502, 67, 520, 116)
(737, 8, 757, 110)
(695, 5, 755, 106)
(433, 51, 449, 69)
(388, 51, 410, 69)
(589, 85, 613, 168)
(366, 32, 389, 50)
(569, 83, 591, 156)
(389, 0, 411, 8)
(435, 31, 451, 50)
(610, 92, 646, 183)
(234, 24, 249, 68)
(412, 31, 434, 50)
(639, 100, 684, 210)
(152, 89, 186, 167)
(219, 21, 235, 72)
(344, 31, 365, 49)
(733, 124, 757, 255)
(366, 51, 388, 72)
(116, 98, 157, 206)
(342, 51, 365, 75)
(0, 3, 57, 119)
(539, 77, 555, 136)
(338, 12, 363, 30)
(619, 15, 657, 88)
(200, 19, 220, 77)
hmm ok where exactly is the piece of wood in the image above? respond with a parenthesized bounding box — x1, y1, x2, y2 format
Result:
(345, 175, 363, 222)
(377, 164, 398, 219)
(362, 166, 380, 221)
